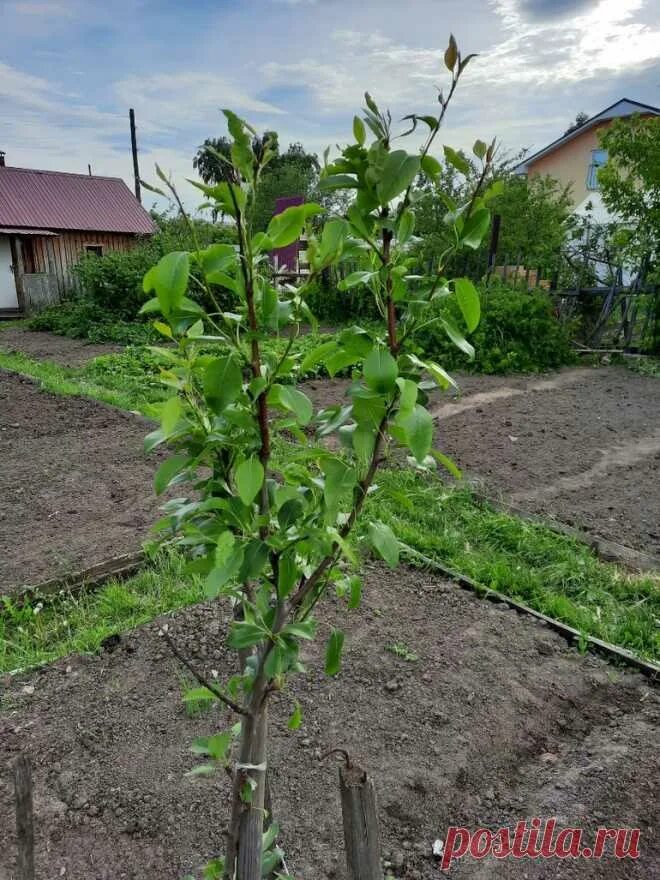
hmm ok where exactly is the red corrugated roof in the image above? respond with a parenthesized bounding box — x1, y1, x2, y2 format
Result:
(0, 166, 155, 234)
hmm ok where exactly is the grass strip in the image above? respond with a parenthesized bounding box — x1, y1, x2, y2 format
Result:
(366, 470, 659, 662)
(0, 553, 203, 675)
(0, 349, 160, 413)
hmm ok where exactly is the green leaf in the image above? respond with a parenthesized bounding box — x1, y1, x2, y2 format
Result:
(268, 384, 313, 426)
(460, 208, 490, 250)
(288, 701, 303, 730)
(363, 348, 398, 393)
(301, 340, 338, 373)
(420, 154, 442, 181)
(153, 251, 189, 315)
(454, 277, 481, 332)
(266, 203, 323, 249)
(199, 243, 236, 275)
(235, 458, 264, 506)
(228, 621, 268, 650)
(473, 139, 488, 159)
(160, 396, 182, 435)
(322, 457, 357, 517)
(325, 629, 345, 676)
(154, 454, 189, 496)
(317, 218, 348, 265)
(443, 146, 470, 176)
(347, 203, 374, 240)
(398, 208, 415, 245)
(203, 356, 243, 413)
(281, 620, 317, 640)
(376, 150, 420, 205)
(319, 173, 359, 191)
(353, 115, 366, 146)
(398, 404, 434, 463)
(348, 575, 362, 609)
(368, 521, 399, 569)
(396, 377, 418, 414)
(440, 315, 475, 359)
(431, 449, 462, 480)
(337, 271, 377, 291)
(238, 540, 269, 582)
(206, 534, 244, 597)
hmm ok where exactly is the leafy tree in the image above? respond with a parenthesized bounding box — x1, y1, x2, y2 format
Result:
(565, 110, 589, 134)
(412, 156, 573, 276)
(598, 114, 660, 271)
(142, 35, 493, 879)
(250, 143, 320, 232)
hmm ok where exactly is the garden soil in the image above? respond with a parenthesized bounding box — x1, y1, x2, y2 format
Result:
(0, 562, 657, 879)
(0, 327, 122, 367)
(305, 365, 660, 555)
(0, 370, 163, 592)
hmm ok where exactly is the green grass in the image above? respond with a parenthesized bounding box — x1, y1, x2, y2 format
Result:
(0, 332, 335, 417)
(0, 348, 168, 414)
(366, 470, 659, 662)
(0, 553, 203, 674)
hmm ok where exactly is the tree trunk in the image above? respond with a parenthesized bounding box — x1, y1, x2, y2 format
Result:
(339, 762, 383, 880)
(234, 705, 268, 880)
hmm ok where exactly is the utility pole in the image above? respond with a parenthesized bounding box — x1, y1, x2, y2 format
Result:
(129, 108, 141, 203)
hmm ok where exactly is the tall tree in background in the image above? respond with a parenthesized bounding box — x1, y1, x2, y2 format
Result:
(565, 111, 589, 135)
(194, 135, 319, 228)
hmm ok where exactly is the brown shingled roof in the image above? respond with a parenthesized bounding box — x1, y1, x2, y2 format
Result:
(0, 166, 155, 235)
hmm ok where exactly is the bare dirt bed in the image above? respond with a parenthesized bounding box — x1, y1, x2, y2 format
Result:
(0, 371, 162, 591)
(305, 366, 660, 555)
(0, 327, 121, 367)
(1, 563, 657, 879)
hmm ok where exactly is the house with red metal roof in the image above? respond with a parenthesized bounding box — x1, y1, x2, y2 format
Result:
(0, 157, 154, 315)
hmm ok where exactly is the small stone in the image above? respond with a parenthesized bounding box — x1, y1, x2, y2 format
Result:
(385, 680, 401, 693)
(540, 752, 558, 764)
(21, 685, 35, 696)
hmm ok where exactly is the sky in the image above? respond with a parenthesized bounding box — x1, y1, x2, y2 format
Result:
(1, 0, 659, 211)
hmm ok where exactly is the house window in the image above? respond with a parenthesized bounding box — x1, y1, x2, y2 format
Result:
(586, 149, 608, 190)
(85, 244, 103, 257)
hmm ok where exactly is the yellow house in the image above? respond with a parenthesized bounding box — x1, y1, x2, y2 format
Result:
(516, 99, 659, 223)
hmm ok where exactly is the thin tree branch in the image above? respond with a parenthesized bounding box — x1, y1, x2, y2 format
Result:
(161, 628, 250, 716)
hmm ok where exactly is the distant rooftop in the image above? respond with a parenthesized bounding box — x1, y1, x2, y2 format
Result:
(516, 98, 660, 173)
(0, 165, 154, 235)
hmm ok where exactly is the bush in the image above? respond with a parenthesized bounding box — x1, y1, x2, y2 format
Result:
(73, 245, 160, 318)
(28, 299, 157, 345)
(414, 285, 576, 373)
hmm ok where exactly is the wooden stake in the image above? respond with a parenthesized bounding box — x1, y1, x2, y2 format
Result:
(13, 754, 35, 880)
(339, 762, 383, 880)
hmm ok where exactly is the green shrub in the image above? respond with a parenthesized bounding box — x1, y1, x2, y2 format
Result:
(414, 285, 576, 373)
(73, 245, 160, 318)
(305, 272, 379, 323)
(28, 299, 158, 345)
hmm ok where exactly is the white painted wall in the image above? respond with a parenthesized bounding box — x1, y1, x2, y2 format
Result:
(0, 236, 19, 309)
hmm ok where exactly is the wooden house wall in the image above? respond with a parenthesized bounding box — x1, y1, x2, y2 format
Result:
(25, 231, 140, 295)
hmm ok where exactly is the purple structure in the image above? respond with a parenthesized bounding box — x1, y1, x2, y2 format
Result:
(271, 195, 304, 275)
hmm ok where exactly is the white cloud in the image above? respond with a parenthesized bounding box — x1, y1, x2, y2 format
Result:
(114, 72, 286, 134)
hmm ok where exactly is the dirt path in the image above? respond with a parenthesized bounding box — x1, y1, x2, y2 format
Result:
(1, 563, 657, 879)
(305, 366, 660, 554)
(0, 327, 121, 367)
(0, 371, 163, 592)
